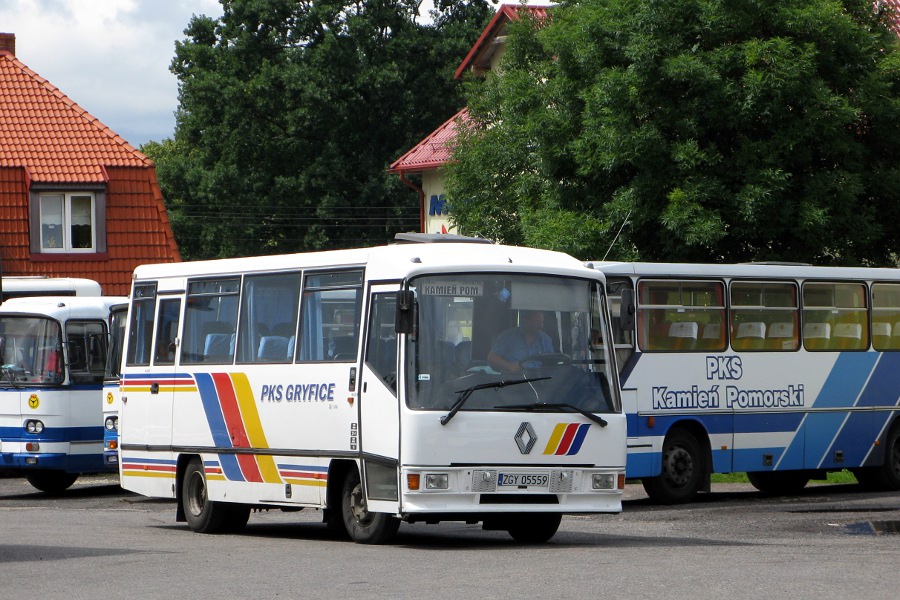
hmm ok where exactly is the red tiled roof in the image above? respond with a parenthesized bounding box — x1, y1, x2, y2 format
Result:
(0, 44, 179, 294)
(388, 108, 470, 174)
(0, 50, 151, 183)
(455, 4, 551, 80)
(882, 0, 900, 34)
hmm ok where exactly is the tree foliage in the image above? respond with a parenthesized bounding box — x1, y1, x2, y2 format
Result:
(149, 0, 494, 260)
(446, 0, 900, 265)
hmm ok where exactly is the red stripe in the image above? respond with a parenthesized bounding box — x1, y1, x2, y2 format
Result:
(212, 373, 263, 483)
(555, 423, 579, 455)
(121, 463, 176, 472)
(281, 471, 328, 480)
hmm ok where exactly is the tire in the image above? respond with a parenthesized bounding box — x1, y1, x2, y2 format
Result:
(182, 458, 246, 534)
(746, 471, 810, 495)
(853, 425, 900, 491)
(642, 429, 704, 504)
(25, 470, 78, 494)
(507, 513, 562, 544)
(341, 468, 400, 544)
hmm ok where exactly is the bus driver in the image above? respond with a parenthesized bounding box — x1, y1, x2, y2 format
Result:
(488, 310, 553, 373)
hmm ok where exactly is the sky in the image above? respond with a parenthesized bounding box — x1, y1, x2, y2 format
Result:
(0, 0, 224, 149)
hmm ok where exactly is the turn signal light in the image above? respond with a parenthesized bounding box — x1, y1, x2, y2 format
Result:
(407, 474, 421, 491)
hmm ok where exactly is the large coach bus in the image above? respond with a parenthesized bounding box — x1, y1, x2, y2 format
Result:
(0, 296, 126, 493)
(1, 276, 101, 301)
(590, 261, 900, 504)
(118, 234, 626, 544)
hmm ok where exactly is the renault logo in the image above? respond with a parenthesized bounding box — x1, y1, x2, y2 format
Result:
(514, 422, 537, 454)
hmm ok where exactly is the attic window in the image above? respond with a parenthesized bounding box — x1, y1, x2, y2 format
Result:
(29, 188, 106, 256)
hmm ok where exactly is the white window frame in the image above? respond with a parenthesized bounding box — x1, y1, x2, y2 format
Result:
(38, 192, 96, 253)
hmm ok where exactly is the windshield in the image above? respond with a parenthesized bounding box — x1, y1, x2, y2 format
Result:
(0, 317, 64, 385)
(406, 273, 618, 414)
(105, 307, 127, 381)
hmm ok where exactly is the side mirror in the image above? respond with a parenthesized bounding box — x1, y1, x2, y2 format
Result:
(620, 288, 635, 332)
(395, 289, 417, 336)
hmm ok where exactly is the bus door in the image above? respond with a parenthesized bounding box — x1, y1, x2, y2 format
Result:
(122, 285, 181, 494)
(359, 284, 401, 511)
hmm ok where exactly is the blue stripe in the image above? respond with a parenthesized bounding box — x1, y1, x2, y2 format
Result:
(779, 352, 878, 469)
(566, 423, 591, 455)
(277, 463, 328, 472)
(0, 425, 103, 442)
(193, 373, 243, 481)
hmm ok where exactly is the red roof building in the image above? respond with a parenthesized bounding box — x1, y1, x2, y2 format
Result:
(0, 33, 179, 296)
(389, 4, 550, 235)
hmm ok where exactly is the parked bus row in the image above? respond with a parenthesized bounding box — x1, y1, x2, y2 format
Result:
(3, 250, 900, 543)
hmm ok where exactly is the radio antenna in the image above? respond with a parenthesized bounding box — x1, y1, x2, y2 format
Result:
(602, 209, 632, 261)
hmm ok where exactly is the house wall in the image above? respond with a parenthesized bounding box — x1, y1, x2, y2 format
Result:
(423, 169, 454, 234)
(0, 166, 179, 296)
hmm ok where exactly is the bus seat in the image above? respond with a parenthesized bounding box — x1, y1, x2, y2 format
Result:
(833, 322, 863, 350)
(204, 333, 235, 361)
(454, 340, 472, 371)
(891, 322, 900, 350)
(258, 336, 290, 361)
(872, 322, 892, 349)
(803, 322, 831, 351)
(695, 323, 723, 350)
(668, 322, 698, 350)
(329, 336, 357, 360)
(733, 322, 766, 351)
(765, 321, 795, 350)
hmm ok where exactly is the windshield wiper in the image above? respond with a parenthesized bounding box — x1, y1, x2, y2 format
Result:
(1, 367, 21, 389)
(503, 402, 608, 427)
(440, 377, 551, 426)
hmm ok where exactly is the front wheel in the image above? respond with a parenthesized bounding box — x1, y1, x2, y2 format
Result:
(341, 468, 400, 544)
(746, 471, 810, 495)
(642, 429, 705, 504)
(25, 470, 78, 494)
(182, 458, 249, 534)
(507, 513, 562, 543)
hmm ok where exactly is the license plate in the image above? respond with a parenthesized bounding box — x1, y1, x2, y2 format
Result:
(497, 472, 548, 488)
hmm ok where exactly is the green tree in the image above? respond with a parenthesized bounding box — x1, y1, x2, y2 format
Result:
(446, 0, 900, 265)
(156, 0, 493, 260)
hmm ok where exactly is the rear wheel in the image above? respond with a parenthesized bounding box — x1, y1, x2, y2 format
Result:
(25, 470, 78, 494)
(341, 468, 400, 544)
(507, 513, 562, 544)
(747, 471, 810, 495)
(182, 458, 248, 534)
(642, 429, 704, 504)
(853, 426, 900, 491)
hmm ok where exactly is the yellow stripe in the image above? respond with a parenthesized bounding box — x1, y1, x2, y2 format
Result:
(231, 373, 281, 484)
(284, 478, 328, 488)
(543, 423, 567, 454)
(122, 471, 176, 479)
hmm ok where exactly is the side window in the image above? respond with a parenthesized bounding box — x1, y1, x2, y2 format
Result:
(637, 280, 725, 352)
(105, 306, 127, 380)
(730, 281, 799, 352)
(153, 299, 182, 366)
(872, 283, 900, 351)
(298, 270, 363, 362)
(802, 282, 868, 351)
(237, 272, 301, 363)
(607, 278, 635, 369)
(66, 320, 106, 383)
(126, 284, 157, 367)
(181, 278, 240, 364)
(365, 293, 398, 392)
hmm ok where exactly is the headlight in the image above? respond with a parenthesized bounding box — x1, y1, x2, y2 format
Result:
(592, 473, 616, 490)
(104, 416, 118, 431)
(25, 420, 44, 434)
(425, 473, 449, 490)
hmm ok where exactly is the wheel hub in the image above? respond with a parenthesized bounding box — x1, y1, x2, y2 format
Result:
(663, 446, 693, 487)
